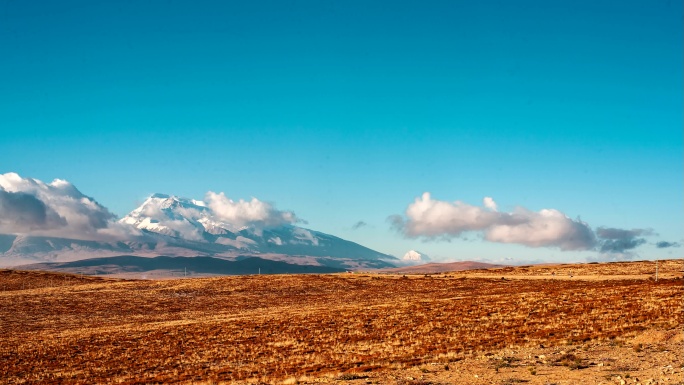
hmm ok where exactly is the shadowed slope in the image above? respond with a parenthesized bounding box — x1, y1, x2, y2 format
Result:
(17, 255, 345, 275)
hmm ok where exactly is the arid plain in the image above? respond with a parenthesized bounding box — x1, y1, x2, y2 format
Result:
(0, 260, 682, 385)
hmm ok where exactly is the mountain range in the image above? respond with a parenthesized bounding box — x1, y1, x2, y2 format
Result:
(0, 189, 396, 272)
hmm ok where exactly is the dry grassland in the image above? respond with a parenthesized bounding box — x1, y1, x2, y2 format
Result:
(461, 259, 683, 281)
(0, 260, 682, 384)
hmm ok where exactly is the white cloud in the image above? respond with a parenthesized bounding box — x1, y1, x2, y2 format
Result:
(290, 227, 319, 246)
(162, 220, 205, 241)
(483, 196, 498, 211)
(486, 208, 595, 251)
(399, 192, 499, 237)
(205, 191, 298, 229)
(95, 221, 142, 240)
(392, 192, 596, 251)
(0, 172, 127, 240)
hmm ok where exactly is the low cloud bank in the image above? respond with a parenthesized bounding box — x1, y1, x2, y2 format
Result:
(391, 192, 658, 254)
(390, 193, 595, 251)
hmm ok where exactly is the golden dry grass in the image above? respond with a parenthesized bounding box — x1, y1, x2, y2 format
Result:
(461, 259, 683, 280)
(0, 269, 123, 291)
(0, 260, 682, 384)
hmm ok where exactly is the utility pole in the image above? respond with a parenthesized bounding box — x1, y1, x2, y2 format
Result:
(258, 267, 261, 275)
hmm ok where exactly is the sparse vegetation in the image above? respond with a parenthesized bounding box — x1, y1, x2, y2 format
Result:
(0, 260, 682, 384)
(502, 379, 529, 384)
(337, 373, 368, 380)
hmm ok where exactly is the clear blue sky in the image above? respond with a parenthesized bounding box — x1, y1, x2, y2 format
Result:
(1, 0, 681, 263)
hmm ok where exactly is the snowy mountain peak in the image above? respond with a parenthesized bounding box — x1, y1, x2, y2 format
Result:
(113, 192, 395, 264)
(0, 173, 396, 269)
(120, 194, 215, 240)
(121, 193, 303, 243)
(402, 250, 430, 262)
(132, 194, 208, 214)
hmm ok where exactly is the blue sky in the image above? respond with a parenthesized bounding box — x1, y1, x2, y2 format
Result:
(1, 0, 682, 263)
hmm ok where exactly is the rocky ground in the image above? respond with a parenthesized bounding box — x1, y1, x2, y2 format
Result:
(297, 328, 683, 385)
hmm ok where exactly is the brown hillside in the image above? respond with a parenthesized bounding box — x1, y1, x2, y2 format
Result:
(375, 260, 505, 274)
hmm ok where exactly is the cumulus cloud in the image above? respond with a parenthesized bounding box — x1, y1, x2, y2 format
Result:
(397, 193, 499, 237)
(391, 192, 595, 251)
(0, 172, 121, 239)
(486, 207, 596, 250)
(392, 192, 666, 257)
(351, 221, 367, 230)
(656, 241, 680, 249)
(205, 191, 298, 229)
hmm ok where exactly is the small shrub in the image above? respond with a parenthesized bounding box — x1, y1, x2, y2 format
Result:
(502, 378, 529, 384)
(337, 373, 367, 381)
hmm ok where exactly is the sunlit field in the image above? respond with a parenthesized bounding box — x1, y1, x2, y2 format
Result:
(0, 260, 681, 384)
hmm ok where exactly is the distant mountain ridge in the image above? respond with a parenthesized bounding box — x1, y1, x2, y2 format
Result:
(18, 255, 345, 276)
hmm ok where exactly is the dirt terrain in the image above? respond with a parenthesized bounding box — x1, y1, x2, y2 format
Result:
(0, 260, 681, 384)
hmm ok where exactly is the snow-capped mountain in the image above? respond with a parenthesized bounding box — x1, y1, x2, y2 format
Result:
(401, 250, 431, 264)
(0, 190, 396, 270)
(121, 194, 227, 239)
(118, 193, 391, 260)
